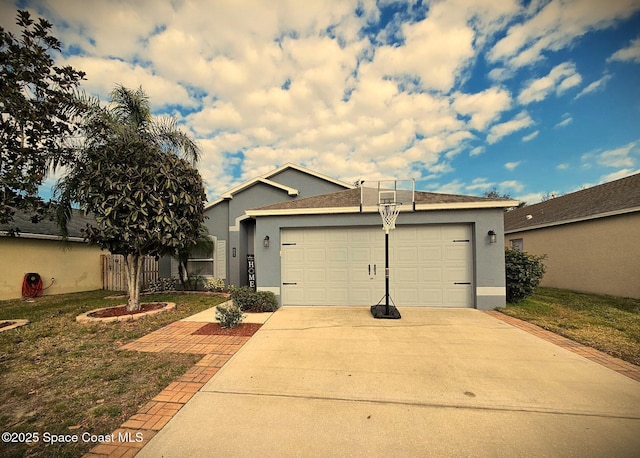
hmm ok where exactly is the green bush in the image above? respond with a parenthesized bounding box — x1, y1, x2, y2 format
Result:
(215, 304, 244, 328)
(505, 248, 547, 303)
(231, 286, 280, 312)
(255, 291, 279, 312)
(146, 277, 177, 293)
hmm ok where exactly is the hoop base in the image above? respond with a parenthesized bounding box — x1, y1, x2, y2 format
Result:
(370, 304, 402, 319)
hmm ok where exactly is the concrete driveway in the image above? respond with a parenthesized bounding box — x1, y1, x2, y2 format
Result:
(138, 307, 640, 457)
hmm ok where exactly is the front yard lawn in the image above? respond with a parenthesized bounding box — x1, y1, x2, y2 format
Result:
(0, 290, 227, 458)
(499, 287, 640, 366)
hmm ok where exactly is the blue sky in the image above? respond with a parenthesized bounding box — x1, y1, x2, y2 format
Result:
(4, 0, 640, 204)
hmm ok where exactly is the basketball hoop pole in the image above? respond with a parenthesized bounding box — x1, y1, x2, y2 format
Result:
(371, 202, 401, 319)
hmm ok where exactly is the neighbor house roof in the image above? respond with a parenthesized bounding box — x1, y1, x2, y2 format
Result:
(205, 162, 354, 209)
(504, 172, 640, 233)
(246, 187, 518, 216)
(0, 209, 94, 242)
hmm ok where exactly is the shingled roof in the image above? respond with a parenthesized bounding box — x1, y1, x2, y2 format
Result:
(247, 187, 517, 215)
(0, 209, 94, 241)
(504, 172, 640, 232)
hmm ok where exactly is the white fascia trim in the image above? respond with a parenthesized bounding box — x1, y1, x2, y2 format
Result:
(415, 200, 520, 211)
(504, 206, 640, 234)
(264, 163, 355, 189)
(246, 207, 361, 217)
(221, 177, 299, 199)
(0, 231, 85, 243)
(229, 214, 252, 232)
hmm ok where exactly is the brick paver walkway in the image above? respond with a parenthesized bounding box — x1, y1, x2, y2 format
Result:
(84, 322, 253, 458)
(485, 311, 640, 383)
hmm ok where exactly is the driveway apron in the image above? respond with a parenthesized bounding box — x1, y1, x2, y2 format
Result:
(138, 307, 640, 457)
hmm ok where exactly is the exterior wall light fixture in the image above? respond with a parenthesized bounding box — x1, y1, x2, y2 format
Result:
(263, 235, 270, 248)
(488, 230, 497, 244)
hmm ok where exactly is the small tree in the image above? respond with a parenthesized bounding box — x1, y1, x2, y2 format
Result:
(57, 138, 205, 310)
(57, 85, 204, 311)
(1, 10, 86, 224)
(505, 248, 547, 303)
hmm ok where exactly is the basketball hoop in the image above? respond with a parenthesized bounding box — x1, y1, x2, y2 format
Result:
(371, 200, 402, 319)
(379, 202, 401, 234)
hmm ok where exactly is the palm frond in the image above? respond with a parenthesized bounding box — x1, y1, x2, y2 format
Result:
(153, 116, 200, 164)
(109, 85, 151, 130)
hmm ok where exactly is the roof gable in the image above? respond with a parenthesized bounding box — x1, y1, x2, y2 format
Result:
(504, 173, 640, 232)
(205, 163, 352, 209)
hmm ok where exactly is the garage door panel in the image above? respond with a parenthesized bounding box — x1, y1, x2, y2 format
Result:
(327, 268, 348, 283)
(445, 286, 472, 308)
(419, 288, 444, 305)
(304, 268, 326, 283)
(393, 287, 418, 304)
(394, 246, 419, 263)
(350, 247, 374, 263)
(327, 247, 348, 262)
(419, 246, 443, 261)
(394, 266, 419, 283)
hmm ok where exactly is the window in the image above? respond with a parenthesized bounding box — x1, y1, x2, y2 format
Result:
(186, 241, 214, 277)
(510, 238, 523, 252)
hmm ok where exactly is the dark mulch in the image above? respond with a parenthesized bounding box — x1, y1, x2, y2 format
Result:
(88, 302, 168, 318)
(192, 322, 262, 336)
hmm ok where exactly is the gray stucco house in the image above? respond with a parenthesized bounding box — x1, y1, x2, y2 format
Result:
(161, 163, 517, 309)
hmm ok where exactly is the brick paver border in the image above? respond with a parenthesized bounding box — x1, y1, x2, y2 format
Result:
(84, 323, 253, 458)
(485, 310, 640, 383)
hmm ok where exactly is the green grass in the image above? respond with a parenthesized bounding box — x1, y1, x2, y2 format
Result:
(500, 287, 640, 366)
(0, 290, 227, 458)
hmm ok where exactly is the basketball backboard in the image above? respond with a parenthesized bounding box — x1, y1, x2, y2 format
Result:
(359, 179, 415, 211)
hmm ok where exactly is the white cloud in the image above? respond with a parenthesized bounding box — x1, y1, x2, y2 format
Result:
(500, 180, 524, 192)
(574, 73, 613, 99)
(522, 130, 539, 142)
(487, 111, 534, 144)
(59, 55, 196, 110)
(488, 0, 640, 68)
(452, 87, 512, 131)
(600, 168, 640, 182)
(554, 115, 573, 129)
(581, 142, 638, 169)
(504, 161, 521, 171)
(609, 38, 640, 63)
(517, 62, 582, 104)
(556, 163, 569, 170)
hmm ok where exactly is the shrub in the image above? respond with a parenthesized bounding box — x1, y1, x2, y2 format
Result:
(146, 277, 177, 293)
(204, 278, 226, 292)
(255, 291, 279, 312)
(505, 248, 547, 303)
(215, 304, 244, 328)
(231, 286, 280, 312)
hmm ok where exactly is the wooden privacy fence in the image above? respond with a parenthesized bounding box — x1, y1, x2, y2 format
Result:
(101, 254, 159, 291)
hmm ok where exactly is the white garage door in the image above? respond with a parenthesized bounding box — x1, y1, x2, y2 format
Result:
(281, 225, 473, 307)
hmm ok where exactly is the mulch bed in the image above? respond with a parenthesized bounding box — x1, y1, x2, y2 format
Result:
(192, 322, 262, 337)
(88, 302, 168, 318)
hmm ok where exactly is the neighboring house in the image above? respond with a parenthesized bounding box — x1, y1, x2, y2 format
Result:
(163, 163, 517, 309)
(504, 173, 640, 299)
(0, 210, 103, 300)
